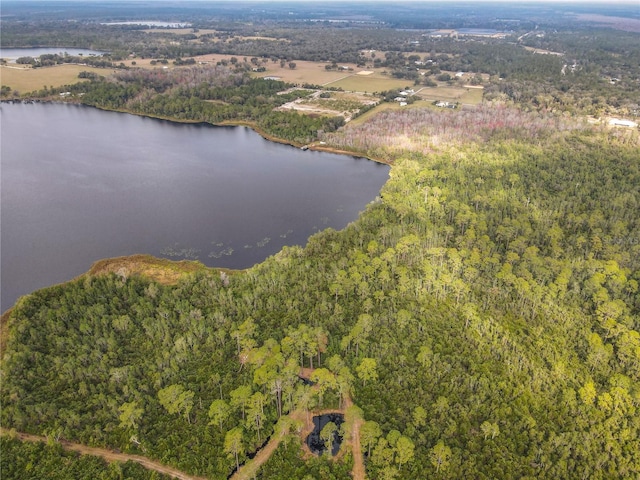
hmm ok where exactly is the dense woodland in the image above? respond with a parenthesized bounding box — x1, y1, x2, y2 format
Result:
(3, 122, 639, 478)
(2, 2, 640, 479)
(0, 436, 172, 480)
(54, 64, 344, 145)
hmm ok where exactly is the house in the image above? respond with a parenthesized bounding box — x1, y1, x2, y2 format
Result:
(609, 118, 638, 128)
(435, 101, 457, 109)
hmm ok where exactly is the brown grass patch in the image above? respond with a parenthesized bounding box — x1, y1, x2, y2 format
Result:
(0, 64, 112, 94)
(347, 102, 407, 127)
(86, 254, 213, 286)
(575, 14, 640, 33)
(281, 90, 377, 119)
(251, 61, 360, 86)
(416, 85, 484, 105)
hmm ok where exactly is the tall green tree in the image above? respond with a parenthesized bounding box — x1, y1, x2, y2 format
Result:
(157, 384, 194, 424)
(224, 427, 245, 472)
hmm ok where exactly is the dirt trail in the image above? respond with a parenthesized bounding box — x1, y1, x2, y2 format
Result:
(0, 428, 207, 480)
(229, 415, 295, 480)
(232, 367, 367, 479)
(344, 396, 366, 480)
(231, 380, 316, 480)
(2, 366, 367, 480)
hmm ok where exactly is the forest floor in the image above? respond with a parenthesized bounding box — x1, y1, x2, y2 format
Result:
(0, 428, 208, 480)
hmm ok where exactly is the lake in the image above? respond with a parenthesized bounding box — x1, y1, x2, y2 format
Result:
(101, 21, 192, 28)
(0, 103, 389, 311)
(0, 48, 107, 62)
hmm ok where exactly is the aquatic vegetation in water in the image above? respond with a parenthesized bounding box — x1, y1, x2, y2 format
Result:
(256, 237, 271, 248)
(160, 244, 200, 260)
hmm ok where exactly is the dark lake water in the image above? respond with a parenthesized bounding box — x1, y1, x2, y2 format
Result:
(306, 413, 344, 456)
(0, 103, 389, 311)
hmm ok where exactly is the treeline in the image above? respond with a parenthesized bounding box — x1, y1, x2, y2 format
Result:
(321, 105, 586, 161)
(66, 65, 344, 144)
(255, 438, 353, 480)
(2, 120, 639, 479)
(15, 53, 117, 69)
(4, 9, 639, 117)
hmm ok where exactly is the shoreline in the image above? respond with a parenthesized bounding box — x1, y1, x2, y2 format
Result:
(0, 97, 391, 165)
(0, 254, 241, 340)
(0, 99, 389, 319)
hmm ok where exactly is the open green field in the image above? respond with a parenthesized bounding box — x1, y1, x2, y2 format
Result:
(249, 60, 359, 85)
(416, 85, 484, 105)
(1, 64, 111, 94)
(325, 73, 414, 93)
(347, 101, 404, 126)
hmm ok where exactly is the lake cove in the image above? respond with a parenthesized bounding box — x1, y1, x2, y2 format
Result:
(0, 102, 389, 311)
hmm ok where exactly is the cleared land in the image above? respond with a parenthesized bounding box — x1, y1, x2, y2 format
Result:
(86, 254, 213, 286)
(416, 85, 484, 104)
(575, 13, 640, 33)
(325, 73, 415, 93)
(279, 91, 378, 120)
(1, 64, 112, 94)
(249, 60, 361, 85)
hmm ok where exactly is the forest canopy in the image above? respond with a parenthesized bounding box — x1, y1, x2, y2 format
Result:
(2, 120, 639, 478)
(1, 2, 640, 479)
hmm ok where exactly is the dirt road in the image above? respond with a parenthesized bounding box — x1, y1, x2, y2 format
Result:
(2, 366, 367, 480)
(0, 428, 207, 480)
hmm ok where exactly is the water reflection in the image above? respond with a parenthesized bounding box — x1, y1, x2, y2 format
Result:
(306, 413, 345, 456)
(1, 103, 389, 311)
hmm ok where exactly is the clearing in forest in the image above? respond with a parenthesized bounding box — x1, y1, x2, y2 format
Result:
(0, 64, 110, 94)
(325, 73, 414, 94)
(232, 367, 366, 480)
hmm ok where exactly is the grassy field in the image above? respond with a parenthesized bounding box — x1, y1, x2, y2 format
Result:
(325, 73, 414, 93)
(250, 60, 360, 85)
(347, 102, 405, 126)
(87, 254, 214, 285)
(416, 85, 484, 104)
(1, 64, 112, 94)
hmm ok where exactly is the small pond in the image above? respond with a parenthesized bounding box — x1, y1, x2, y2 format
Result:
(306, 413, 344, 456)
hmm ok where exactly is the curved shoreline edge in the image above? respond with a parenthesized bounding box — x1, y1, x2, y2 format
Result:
(0, 254, 236, 346)
(0, 100, 389, 318)
(1, 98, 392, 166)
